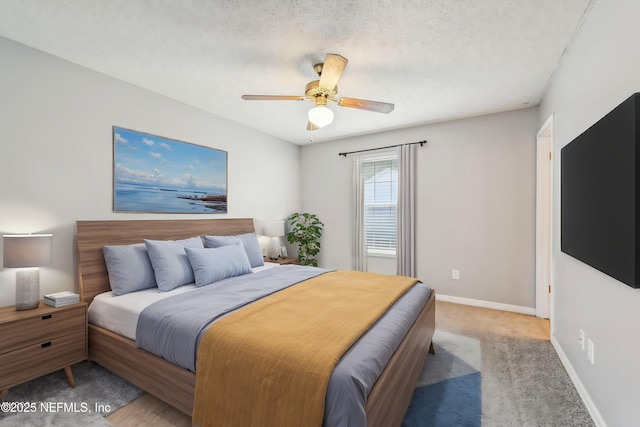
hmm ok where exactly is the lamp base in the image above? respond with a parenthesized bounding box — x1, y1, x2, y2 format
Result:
(15, 269, 40, 310)
(269, 237, 282, 260)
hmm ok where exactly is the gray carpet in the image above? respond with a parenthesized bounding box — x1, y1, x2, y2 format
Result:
(0, 331, 594, 426)
(403, 331, 482, 426)
(481, 335, 594, 427)
(405, 330, 594, 426)
(0, 361, 142, 427)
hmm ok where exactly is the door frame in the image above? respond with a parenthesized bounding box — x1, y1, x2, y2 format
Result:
(536, 114, 554, 319)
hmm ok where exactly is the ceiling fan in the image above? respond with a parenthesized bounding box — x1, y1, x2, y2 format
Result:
(241, 53, 394, 131)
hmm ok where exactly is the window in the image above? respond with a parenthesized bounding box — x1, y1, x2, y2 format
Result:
(362, 155, 398, 256)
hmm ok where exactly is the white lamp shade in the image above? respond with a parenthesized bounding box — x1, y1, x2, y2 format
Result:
(264, 221, 285, 238)
(3, 234, 53, 268)
(308, 105, 334, 128)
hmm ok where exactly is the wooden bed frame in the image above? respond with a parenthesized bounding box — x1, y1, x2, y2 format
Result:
(76, 218, 435, 427)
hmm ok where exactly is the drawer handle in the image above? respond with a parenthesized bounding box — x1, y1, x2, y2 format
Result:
(42, 314, 52, 320)
(41, 342, 52, 348)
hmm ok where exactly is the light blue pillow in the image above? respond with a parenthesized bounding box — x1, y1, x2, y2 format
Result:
(103, 243, 156, 296)
(144, 236, 204, 292)
(185, 242, 253, 287)
(203, 232, 264, 268)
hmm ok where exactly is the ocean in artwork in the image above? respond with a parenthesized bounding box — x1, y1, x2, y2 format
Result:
(112, 127, 228, 213)
(114, 182, 227, 213)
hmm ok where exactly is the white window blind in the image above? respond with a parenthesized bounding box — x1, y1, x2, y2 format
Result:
(362, 155, 398, 256)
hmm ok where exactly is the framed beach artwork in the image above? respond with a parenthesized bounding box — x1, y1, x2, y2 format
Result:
(113, 127, 227, 213)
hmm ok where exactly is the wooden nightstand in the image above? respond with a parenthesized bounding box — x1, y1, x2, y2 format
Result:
(264, 256, 299, 265)
(0, 301, 87, 400)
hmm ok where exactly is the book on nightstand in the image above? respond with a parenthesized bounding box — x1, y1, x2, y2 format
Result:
(44, 291, 80, 307)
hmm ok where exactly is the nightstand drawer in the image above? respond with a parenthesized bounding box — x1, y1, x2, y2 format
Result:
(0, 331, 86, 389)
(0, 305, 85, 354)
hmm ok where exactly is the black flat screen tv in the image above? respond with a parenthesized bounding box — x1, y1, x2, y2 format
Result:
(561, 93, 640, 289)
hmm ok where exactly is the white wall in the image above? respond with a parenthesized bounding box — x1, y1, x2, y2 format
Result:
(0, 37, 300, 307)
(540, 0, 640, 425)
(301, 108, 538, 309)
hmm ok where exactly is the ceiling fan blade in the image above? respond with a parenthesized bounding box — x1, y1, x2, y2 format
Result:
(242, 95, 305, 101)
(318, 54, 348, 91)
(337, 97, 394, 114)
(307, 121, 320, 131)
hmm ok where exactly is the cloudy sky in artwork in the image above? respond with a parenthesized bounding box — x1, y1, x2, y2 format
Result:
(113, 127, 226, 193)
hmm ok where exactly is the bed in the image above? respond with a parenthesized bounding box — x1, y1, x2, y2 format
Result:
(76, 218, 436, 427)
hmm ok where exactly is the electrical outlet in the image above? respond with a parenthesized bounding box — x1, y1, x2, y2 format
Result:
(452, 269, 460, 280)
(587, 339, 595, 364)
(578, 329, 585, 350)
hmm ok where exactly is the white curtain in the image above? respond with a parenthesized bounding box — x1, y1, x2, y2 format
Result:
(352, 154, 368, 271)
(397, 144, 416, 277)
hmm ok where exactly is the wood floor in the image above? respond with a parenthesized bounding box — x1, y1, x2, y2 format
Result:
(106, 392, 192, 427)
(106, 300, 550, 427)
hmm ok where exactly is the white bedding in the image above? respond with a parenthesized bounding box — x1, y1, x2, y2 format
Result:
(88, 262, 280, 340)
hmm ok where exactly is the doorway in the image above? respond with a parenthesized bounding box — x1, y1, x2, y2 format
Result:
(536, 114, 554, 319)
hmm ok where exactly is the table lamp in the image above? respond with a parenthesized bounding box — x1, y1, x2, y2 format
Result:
(3, 234, 52, 310)
(263, 221, 285, 260)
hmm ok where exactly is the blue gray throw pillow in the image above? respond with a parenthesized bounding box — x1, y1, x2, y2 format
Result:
(144, 236, 204, 292)
(185, 242, 253, 287)
(103, 243, 156, 296)
(203, 232, 264, 268)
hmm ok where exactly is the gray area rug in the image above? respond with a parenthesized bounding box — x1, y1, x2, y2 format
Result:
(0, 361, 142, 427)
(0, 330, 594, 426)
(481, 335, 594, 427)
(403, 331, 482, 426)
(405, 330, 594, 427)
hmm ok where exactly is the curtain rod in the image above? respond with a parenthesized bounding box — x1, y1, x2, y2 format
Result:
(338, 140, 427, 157)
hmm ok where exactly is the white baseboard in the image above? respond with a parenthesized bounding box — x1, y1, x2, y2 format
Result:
(435, 294, 536, 315)
(551, 336, 606, 427)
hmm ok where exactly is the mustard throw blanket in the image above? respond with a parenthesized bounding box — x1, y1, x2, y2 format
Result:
(192, 270, 418, 427)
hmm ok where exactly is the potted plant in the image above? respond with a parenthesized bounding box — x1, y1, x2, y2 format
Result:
(286, 213, 324, 267)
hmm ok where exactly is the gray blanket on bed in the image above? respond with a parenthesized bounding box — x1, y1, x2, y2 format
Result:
(137, 265, 327, 371)
(136, 265, 431, 427)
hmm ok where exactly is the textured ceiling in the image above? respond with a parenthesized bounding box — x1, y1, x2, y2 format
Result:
(0, 0, 593, 145)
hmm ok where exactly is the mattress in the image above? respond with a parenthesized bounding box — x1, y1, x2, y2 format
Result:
(88, 262, 279, 339)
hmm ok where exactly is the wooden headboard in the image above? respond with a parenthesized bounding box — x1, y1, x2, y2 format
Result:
(76, 218, 255, 304)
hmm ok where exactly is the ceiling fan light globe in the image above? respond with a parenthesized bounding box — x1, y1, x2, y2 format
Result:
(308, 105, 334, 128)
